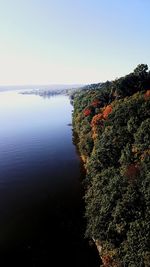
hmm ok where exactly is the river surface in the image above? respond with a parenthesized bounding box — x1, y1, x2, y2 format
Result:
(0, 91, 99, 266)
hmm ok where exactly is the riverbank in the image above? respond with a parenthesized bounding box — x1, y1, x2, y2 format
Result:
(72, 65, 150, 266)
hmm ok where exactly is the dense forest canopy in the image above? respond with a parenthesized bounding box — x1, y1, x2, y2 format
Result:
(73, 64, 150, 266)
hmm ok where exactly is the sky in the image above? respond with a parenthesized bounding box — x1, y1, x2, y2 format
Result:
(0, 0, 150, 85)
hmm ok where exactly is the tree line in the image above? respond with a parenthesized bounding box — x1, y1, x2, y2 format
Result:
(73, 64, 150, 266)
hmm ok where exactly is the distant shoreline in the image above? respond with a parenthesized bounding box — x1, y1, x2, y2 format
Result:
(0, 84, 84, 92)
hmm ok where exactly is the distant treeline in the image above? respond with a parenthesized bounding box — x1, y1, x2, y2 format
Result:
(20, 85, 87, 98)
(73, 64, 150, 266)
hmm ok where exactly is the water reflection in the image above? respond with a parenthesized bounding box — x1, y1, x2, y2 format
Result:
(0, 91, 100, 266)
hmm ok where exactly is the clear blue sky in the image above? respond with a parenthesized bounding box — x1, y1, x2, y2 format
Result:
(0, 0, 150, 85)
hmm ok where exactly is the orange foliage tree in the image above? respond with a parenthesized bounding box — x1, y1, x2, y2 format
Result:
(91, 113, 103, 127)
(83, 108, 91, 116)
(91, 113, 104, 140)
(144, 90, 150, 100)
(103, 105, 112, 119)
(91, 99, 101, 107)
(102, 255, 113, 267)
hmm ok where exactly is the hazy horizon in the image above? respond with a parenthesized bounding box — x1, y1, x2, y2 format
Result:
(0, 0, 150, 85)
(0, 84, 85, 92)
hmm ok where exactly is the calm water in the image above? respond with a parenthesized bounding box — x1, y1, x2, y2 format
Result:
(0, 91, 99, 266)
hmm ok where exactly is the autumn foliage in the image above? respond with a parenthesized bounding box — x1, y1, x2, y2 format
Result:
(144, 89, 150, 100)
(91, 113, 103, 127)
(125, 164, 140, 180)
(102, 255, 113, 267)
(73, 64, 150, 267)
(83, 108, 91, 116)
(90, 105, 112, 129)
(103, 105, 112, 119)
(91, 99, 101, 107)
